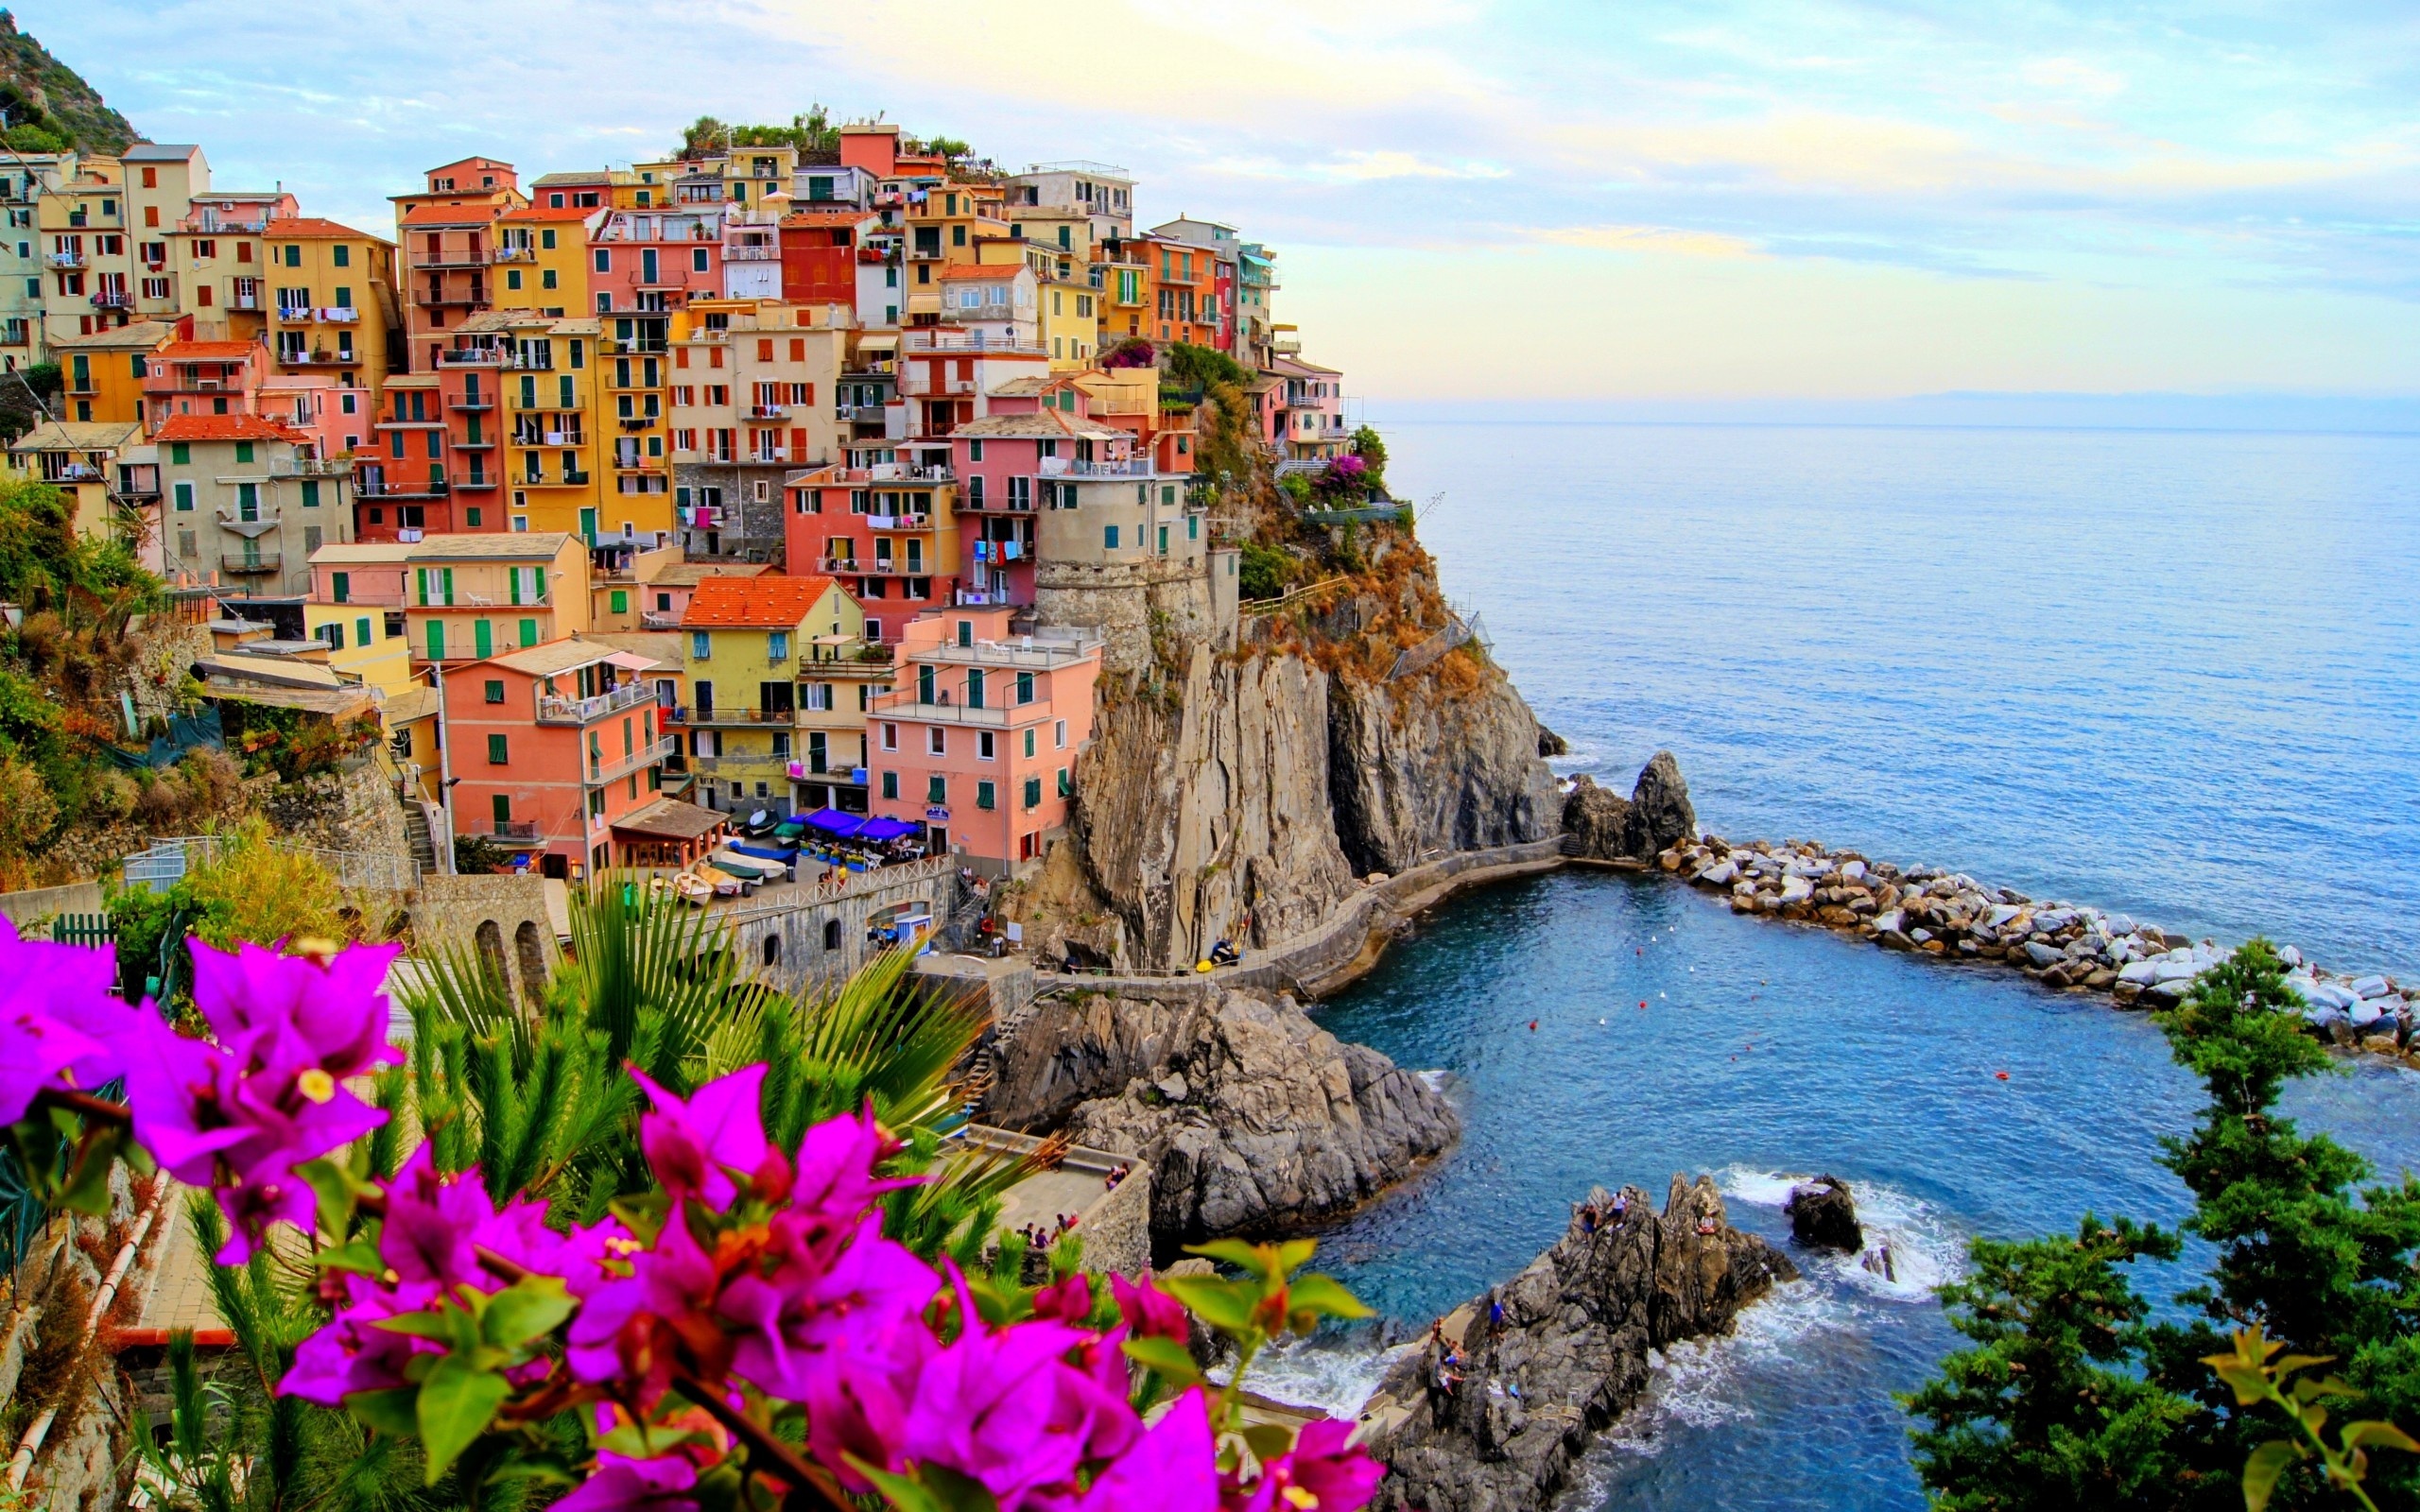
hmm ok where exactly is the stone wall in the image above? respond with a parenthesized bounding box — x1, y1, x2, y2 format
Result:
(714, 861, 953, 994)
(411, 873, 562, 1005)
(259, 758, 414, 871)
(0, 879, 105, 927)
(1034, 555, 1214, 677)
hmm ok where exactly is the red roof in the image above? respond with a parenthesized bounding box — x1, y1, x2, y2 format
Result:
(402, 203, 498, 227)
(157, 340, 262, 362)
(680, 575, 845, 628)
(499, 203, 596, 223)
(938, 264, 1024, 282)
(152, 414, 310, 445)
(266, 216, 385, 243)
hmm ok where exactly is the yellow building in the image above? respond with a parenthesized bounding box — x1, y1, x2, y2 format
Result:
(448, 309, 655, 541)
(5, 421, 148, 541)
(167, 189, 295, 345)
(303, 598, 415, 696)
(262, 217, 400, 402)
(590, 542, 683, 630)
(405, 531, 592, 664)
(49, 319, 171, 425)
(492, 203, 592, 318)
(677, 573, 865, 815)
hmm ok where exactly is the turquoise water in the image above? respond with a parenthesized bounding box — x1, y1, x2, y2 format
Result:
(1253, 424, 2420, 1506)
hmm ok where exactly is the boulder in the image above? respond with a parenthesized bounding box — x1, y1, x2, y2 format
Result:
(1562, 752, 1696, 866)
(984, 986, 1459, 1245)
(1784, 1176, 1863, 1252)
(1361, 1177, 1795, 1512)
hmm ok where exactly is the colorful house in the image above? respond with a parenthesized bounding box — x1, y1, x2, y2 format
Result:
(391, 157, 524, 373)
(667, 299, 848, 560)
(439, 636, 677, 879)
(141, 337, 268, 431)
(866, 607, 1103, 876)
(168, 188, 298, 345)
(6, 421, 149, 541)
(946, 408, 1140, 608)
(359, 372, 461, 538)
(405, 531, 592, 664)
(51, 319, 175, 426)
(154, 412, 354, 595)
(491, 203, 590, 317)
(783, 464, 961, 628)
(1270, 356, 1348, 458)
(677, 574, 865, 815)
(262, 217, 398, 398)
(302, 542, 416, 698)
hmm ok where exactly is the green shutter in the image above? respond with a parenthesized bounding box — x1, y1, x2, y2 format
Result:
(332, 572, 350, 603)
(170, 442, 189, 465)
(927, 775, 946, 804)
(977, 782, 995, 811)
(425, 620, 444, 660)
(519, 618, 537, 647)
(355, 616, 372, 646)
(442, 568, 455, 605)
(1023, 777, 1041, 809)
(234, 441, 253, 465)
(301, 479, 320, 508)
(475, 620, 493, 658)
(611, 589, 628, 613)
(487, 734, 508, 764)
(509, 569, 522, 606)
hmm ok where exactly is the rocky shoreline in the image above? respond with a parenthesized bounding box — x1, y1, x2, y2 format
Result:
(1654, 830, 2420, 1062)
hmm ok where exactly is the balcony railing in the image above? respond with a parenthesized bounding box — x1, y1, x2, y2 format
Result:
(450, 397, 496, 411)
(899, 331, 1045, 354)
(438, 349, 503, 368)
(823, 557, 926, 576)
(685, 705, 792, 728)
(590, 735, 679, 786)
(493, 248, 538, 264)
(268, 456, 352, 477)
(91, 290, 132, 310)
(866, 693, 1009, 727)
(723, 245, 780, 262)
(747, 404, 787, 420)
(320, 306, 360, 323)
(362, 478, 450, 498)
(228, 292, 264, 311)
(220, 552, 284, 576)
(43, 251, 83, 268)
(536, 679, 656, 725)
(470, 818, 542, 841)
(864, 513, 934, 532)
(1046, 457, 1157, 478)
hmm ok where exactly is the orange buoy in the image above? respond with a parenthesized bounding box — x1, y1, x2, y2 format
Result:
(1528, 1019, 1538, 1032)
(1995, 1071, 2010, 1080)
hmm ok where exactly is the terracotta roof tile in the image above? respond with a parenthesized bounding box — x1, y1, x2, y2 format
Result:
(151, 414, 311, 445)
(938, 264, 1025, 282)
(679, 575, 845, 628)
(266, 216, 386, 243)
(157, 340, 263, 361)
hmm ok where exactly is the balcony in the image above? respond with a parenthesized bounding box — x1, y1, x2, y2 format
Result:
(685, 705, 791, 728)
(362, 477, 450, 498)
(424, 287, 489, 306)
(221, 552, 285, 576)
(448, 397, 496, 411)
(438, 349, 503, 368)
(268, 456, 352, 477)
(563, 470, 592, 486)
(912, 634, 1101, 670)
(468, 818, 542, 844)
(591, 735, 679, 786)
(43, 250, 83, 268)
(825, 556, 926, 576)
(865, 513, 934, 532)
(536, 679, 657, 725)
(454, 437, 495, 450)
(867, 692, 1009, 728)
(1047, 457, 1155, 478)
(493, 247, 538, 264)
(723, 244, 780, 262)
(899, 330, 1045, 355)
(228, 291, 264, 311)
(512, 429, 585, 447)
(747, 403, 787, 420)
(417, 250, 492, 269)
(92, 290, 132, 310)
(182, 215, 268, 234)
(618, 417, 652, 432)
(320, 306, 360, 324)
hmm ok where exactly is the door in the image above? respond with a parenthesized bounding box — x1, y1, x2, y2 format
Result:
(640, 248, 658, 284)
(926, 827, 945, 855)
(475, 620, 493, 658)
(425, 620, 444, 660)
(492, 794, 511, 829)
(579, 507, 597, 544)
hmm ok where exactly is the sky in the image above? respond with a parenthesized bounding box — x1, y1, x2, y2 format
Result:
(33, 1, 2420, 410)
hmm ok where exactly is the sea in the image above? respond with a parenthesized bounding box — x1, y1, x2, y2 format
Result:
(1243, 422, 2420, 1508)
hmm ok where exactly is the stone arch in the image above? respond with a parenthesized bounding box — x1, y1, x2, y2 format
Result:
(514, 920, 547, 1005)
(823, 919, 843, 952)
(762, 934, 781, 970)
(475, 919, 510, 997)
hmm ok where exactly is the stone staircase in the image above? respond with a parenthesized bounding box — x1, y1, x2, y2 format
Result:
(402, 800, 441, 874)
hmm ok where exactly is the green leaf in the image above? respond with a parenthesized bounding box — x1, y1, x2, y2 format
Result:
(1185, 1239, 1271, 1278)
(56, 1125, 129, 1215)
(344, 1386, 421, 1437)
(2342, 1419, 2420, 1453)
(1239, 1422, 1295, 1463)
(313, 1238, 386, 1277)
(1121, 1334, 1201, 1384)
(1282, 1273, 1373, 1325)
(298, 1157, 361, 1235)
(1271, 1238, 1317, 1278)
(1160, 1275, 1257, 1335)
(414, 1355, 510, 1485)
(483, 1452, 578, 1486)
(480, 1276, 575, 1350)
(2243, 1439, 2301, 1512)
(373, 1310, 460, 1342)
(852, 1459, 1003, 1512)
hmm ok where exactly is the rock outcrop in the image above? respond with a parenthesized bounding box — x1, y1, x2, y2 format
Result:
(1785, 1176, 1863, 1253)
(1562, 750, 1697, 865)
(978, 986, 1458, 1245)
(1360, 1177, 1795, 1512)
(1327, 664, 1560, 878)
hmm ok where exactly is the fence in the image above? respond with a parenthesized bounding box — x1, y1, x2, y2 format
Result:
(122, 835, 421, 893)
(1240, 576, 1352, 617)
(1387, 610, 1484, 681)
(49, 913, 114, 948)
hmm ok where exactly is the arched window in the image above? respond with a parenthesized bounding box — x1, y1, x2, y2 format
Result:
(823, 919, 843, 952)
(762, 934, 782, 969)
(475, 920, 509, 996)
(514, 920, 547, 1005)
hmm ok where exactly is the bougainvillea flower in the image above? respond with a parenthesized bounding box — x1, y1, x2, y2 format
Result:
(1029, 1272, 1094, 1325)
(280, 1275, 443, 1405)
(787, 1100, 916, 1228)
(720, 1210, 938, 1403)
(0, 918, 135, 1124)
(630, 1064, 770, 1210)
(550, 1451, 701, 1512)
(565, 1208, 726, 1402)
(188, 937, 403, 1080)
(1219, 1418, 1385, 1512)
(381, 1145, 505, 1289)
(899, 1286, 1139, 1510)
(1112, 1274, 1190, 1345)
(1080, 1388, 1219, 1512)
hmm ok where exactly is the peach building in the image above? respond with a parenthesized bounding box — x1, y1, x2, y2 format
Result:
(865, 606, 1102, 875)
(440, 636, 677, 879)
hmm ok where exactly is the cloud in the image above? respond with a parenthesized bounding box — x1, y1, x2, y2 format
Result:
(1532, 224, 1764, 259)
(2019, 57, 2129, 99)
(1207, 150, 1512, 183)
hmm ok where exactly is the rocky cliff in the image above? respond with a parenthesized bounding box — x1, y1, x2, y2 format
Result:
(1012, 535, 1557, 972)
(1563, 750, 1696, 866)
(978, 986, 1458, 1246)
(1360, 1177, 1794, 1512)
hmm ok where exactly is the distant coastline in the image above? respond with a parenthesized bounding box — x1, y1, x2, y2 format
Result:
(1364, 392, 2420, 435)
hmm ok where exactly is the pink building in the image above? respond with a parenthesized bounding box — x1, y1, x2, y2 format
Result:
(1269, 356, 1347, 459)
(590, 207, 723, 323)
(261, 374, 375, 458)
(309, 541, 412, 606)
(947, 408, 1141, 609)
(142, 338, 268, 431)
(865, 607, 1102, 875)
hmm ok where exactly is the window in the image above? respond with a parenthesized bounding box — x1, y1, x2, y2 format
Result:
(611, 589, 628, 613)
(881, 722, 897, 751)
(1054, 718, 1066, 748)
(927, 775, 947, 805)
(172, 481, 194, 512)
(1058, 766, 1072, 798)
(1023, 777, 1042, 810)
(977, 730, 995, 760)
(594, 249, 610, 272)
(301, 480, 320, 508)
(1103, 524, 1119, 550)
(768, 630, 789, 662)
(483, 679, 505, 703)
(977, 781, 995, 811)
(691, 630, 710, 660)
(356, 616, 372, 645)
(334, 245, 351, 267)
(170, 441, 190, 465)
(1024, 728, 1036, 759)
(321, 621, 345, 650)
(487, 733, 509, 765)
(881, 771, 898, 799)
(692, 248, 709, 272)
(520, 618, 538, 647)
(1016, 672, 1034, 705)
(234, 440, 255, 465)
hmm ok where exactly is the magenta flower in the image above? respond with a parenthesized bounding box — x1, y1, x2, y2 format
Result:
(565, 1205, 723, 1401)
(1080, 1388, 1218, 1512)
(1112, 1274, 1190, 1345)
(280, 1275, 443, 1405)
(551, 1451, 700, 1512)
(0, 918, 136, 1125)
(188, 938, 403, 1082)
(720, 1211, 939, 1403)
(1030, 1272, 1094, 1325)
(631, 1064, 770, 1210)
(1219, 1418, 1384, 1512)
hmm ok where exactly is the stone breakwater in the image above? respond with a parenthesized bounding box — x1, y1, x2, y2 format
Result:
(1656, 833, 2420, 1062)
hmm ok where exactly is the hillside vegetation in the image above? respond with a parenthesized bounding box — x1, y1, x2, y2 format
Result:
(0, 10, 136, 155)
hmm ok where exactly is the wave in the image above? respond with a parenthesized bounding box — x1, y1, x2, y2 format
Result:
(1716, 1166, 1966, 1303)
(1226, 1332, 1413, 1418)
